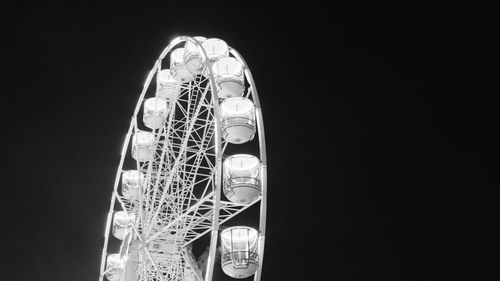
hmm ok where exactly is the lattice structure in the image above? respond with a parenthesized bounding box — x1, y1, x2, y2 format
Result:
(98, 36, 267, 281)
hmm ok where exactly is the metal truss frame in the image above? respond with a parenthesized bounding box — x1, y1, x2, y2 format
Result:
(98, 36, 267, 281)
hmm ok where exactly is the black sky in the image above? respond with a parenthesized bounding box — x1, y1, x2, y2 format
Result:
(1, 1, 498, 281)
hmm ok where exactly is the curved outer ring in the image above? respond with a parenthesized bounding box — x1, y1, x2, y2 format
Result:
(230, 48, 267, 281)
(98, 36, 267, 281)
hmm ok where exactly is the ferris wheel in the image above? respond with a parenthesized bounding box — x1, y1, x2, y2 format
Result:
(98, 36, 267, 281)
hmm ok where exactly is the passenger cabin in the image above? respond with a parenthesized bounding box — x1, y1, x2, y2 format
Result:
(143, 97, 169, 129)
(156, 69, 181, 100)
(223, 154, 261, 204)
(131, 131, 154, 162)
(112, 211, 134, 240)
(170, 48, 193, 83)
(105, 253, 124, 281)
(121, 170, 144, 200)
(184, 36, 207, 75)
(221, 226, 259, 279)
(220, 97, 256, 144)
(201, 38, 229, 62)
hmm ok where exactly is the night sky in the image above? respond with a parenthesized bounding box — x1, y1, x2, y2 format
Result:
(2, 2, 498, 281)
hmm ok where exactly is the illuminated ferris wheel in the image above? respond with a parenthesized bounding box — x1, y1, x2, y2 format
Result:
(98, 36, 267, 281)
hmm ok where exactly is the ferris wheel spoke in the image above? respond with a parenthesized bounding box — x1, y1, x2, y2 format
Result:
(139, 125, 168, 229)
(180, 197, 261, 247)
(147, 98, 213, 225)
(143, 84, 212, 238)
(146, 190, 215, 243)
(142, 103, 188, 235)
(143, 248, 166, 281)
(144, 144, 214, 224)
(143, 101, 177, 209)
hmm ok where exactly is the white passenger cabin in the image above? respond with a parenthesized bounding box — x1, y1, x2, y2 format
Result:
(131, 131, 154, 162)
(201, 38, 229, 62)
(121, 170, 144, 200)
(170, 48, 193, 83)
(143, 97, 169, 129)
(105, 253, 124, 281)
(213, 57, 245, 99)
(156, 69, 181, 100)
(223, 154, 261, 204)
(220, 97, 256, 144)
(112, 211, 134, 240)
(221, 226, 259, 279)
(184, 36, 207, 74)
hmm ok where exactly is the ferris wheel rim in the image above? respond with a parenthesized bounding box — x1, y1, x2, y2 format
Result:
(228, 47, 267, 281)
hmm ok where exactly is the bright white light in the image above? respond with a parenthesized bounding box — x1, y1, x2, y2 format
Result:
(106, 253, 124, 281)
(170, 48, 186, 65)
(122, 170, 144, 186)
(212, 56, 245, 98)
(221, 226, 258, 252)
(157, 69, 177, 84)
(221, 97, 254, 116)
(113, 211, 134, 226)
(224, 154, 260, 171)
(132, 131, 154, 147)
(202, 38, 229, 61)
(107, 253, 122, 266)
(213, 57, 243, 77)
(144, 97, 168, 113)
(185, 36, 207, 52)
(156, 69, 181, 100)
